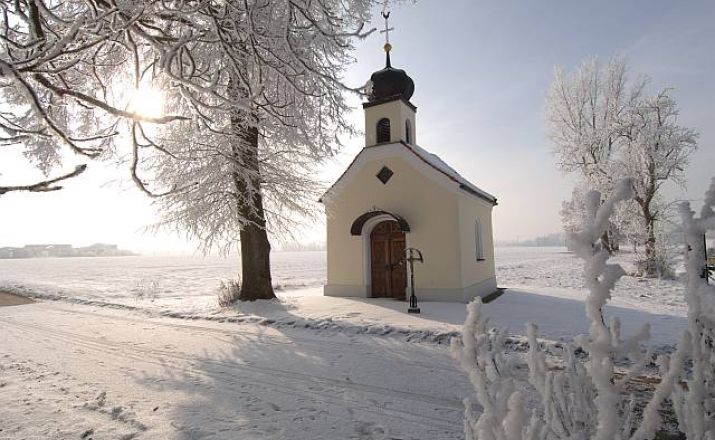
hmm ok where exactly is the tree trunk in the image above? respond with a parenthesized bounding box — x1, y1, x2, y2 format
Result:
(232, 116, 275, 301)
(238, 219, 274, 301)
(643, 212, 658, 278)
(601, 230, 614, 255)
(641, 165, 659, 278)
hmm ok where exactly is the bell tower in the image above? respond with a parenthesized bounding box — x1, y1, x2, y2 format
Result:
(364, 11, 416, 148)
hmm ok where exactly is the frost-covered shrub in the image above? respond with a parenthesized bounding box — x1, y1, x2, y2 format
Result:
(633, 221, 679, 279)
(132, 279, 159, 301)
(452, 299, 605, 440)
(453, 179, 695, 440)
(635, 253, 676, 280)
(217, 279, 241, 308)
(673, 177, 715, 439)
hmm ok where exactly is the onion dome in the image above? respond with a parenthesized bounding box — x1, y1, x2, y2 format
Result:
(368, 44, 414, 102)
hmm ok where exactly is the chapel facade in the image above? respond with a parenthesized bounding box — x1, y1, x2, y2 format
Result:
(320, 38, 498, 303)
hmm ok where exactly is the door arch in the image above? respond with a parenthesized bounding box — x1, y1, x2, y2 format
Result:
(369, 221, 407, 299)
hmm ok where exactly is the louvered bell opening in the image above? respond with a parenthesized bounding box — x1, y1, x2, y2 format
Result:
(376, 118, 391, 143)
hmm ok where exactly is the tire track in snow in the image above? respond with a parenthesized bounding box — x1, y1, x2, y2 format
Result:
(41, 302, 460, 374)
(0, 318, 463, 434)
(0, 314, 465, 434)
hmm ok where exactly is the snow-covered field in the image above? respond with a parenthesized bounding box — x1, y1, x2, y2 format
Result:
(495, 247, 687, 315)
(0, 251, 326, 314)
(0, 247, 687, 315)
(0, 247, 691, 438)
(0, 248, 688, 346)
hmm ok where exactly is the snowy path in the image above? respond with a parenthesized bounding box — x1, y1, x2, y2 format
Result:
(0, 302, 468, 440)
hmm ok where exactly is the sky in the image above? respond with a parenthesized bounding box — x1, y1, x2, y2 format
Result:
(1, 0, 714, 254)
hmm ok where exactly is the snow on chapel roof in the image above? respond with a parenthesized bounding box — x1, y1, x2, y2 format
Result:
(406, 143, 498, 205)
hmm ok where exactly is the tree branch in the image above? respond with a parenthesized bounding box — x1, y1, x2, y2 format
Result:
(0, 164, 87, 195)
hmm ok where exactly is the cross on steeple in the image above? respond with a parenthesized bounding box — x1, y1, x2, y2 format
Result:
(379, 11, 394, 67)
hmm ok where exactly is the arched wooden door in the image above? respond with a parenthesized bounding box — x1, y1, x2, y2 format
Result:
(370, 221, 407, 299)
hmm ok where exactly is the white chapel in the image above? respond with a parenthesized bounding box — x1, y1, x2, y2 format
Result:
(320, 29, 498, 303)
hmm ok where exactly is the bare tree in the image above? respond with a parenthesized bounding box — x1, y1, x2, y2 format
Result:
(1, 0, 375, 300)
(622, 90, 698, 276)
(138, 1, 374, 300)
(547, 57, 698, 275)
(547, 57, 642, 253)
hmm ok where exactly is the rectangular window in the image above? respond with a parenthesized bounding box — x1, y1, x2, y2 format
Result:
(475, 219, 485, 261)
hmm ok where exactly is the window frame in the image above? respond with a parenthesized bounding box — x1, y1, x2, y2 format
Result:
(475, 219, 485, 261)
(376, 118, 391, 143)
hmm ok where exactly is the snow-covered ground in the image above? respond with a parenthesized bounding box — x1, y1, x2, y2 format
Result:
(495, 247, 687, 315)
(0, 247, 691, 438)
(1, 301, 467, 439)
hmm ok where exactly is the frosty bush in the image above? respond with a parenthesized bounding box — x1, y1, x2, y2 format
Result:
(674, 177, 715, 439)
(632, 220, 680, 280)
(452, 179, 706, 440)
(217, 279, 241, 308)
(132, 279, 160, 301)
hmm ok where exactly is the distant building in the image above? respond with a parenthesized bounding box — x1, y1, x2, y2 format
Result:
(0, 243, 134, 259)
(0, 247, 16, 258)
(77, 243, 119, 256)
(20, 244, 75, 258)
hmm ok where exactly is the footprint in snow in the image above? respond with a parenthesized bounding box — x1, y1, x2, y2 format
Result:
(354, 421, 387, 440)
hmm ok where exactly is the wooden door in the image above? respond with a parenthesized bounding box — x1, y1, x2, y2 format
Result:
(370, 221, 407, 299)
(390, 237, 407, 298)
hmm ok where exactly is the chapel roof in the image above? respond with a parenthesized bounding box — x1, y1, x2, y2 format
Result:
(407, 143, 497, 204)
(367, 11, 415, 104)
(367, 52, 415, 103)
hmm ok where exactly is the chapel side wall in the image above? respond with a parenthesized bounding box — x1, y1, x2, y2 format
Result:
(457, 193, 497, 294)
(325, 154, 461, 293)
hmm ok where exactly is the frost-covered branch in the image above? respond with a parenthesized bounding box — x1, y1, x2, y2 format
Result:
(454, 178, 697, 440)
(2, 0, 376, 207)
(672, 176, 715, 439)
(0, 164, 86, 195)
(451, 300, 526, 440)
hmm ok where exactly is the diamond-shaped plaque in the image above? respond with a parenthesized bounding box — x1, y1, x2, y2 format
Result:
(376, 166, 393, 184)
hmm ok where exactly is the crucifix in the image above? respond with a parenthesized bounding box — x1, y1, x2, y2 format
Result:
(380, 11, 394, 54)
(404, 247, 423, 314)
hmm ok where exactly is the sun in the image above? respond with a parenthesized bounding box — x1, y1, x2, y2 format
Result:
(128, 86, 164, 120)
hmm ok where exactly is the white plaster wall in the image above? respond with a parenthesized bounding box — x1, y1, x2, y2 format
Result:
(324, 149, 461, 295)
(364, 100, 417, 147)
(457, 192, 497, 289)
